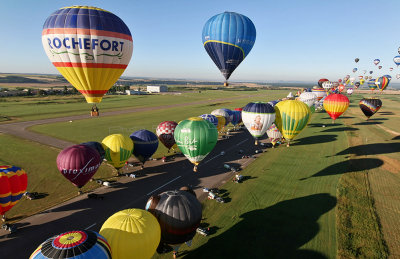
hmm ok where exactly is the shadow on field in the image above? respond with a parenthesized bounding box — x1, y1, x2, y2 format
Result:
(377, 111, 394, 115)
(184, 193, 336, 259)
(321, 127, 359, 133)
(293, 134, 337, 146)
(299, 158, 383, 180)
(322, 116, 354, 119)
(392, 136, 400, 140)
(353, 121, 383, 125)
(335, 143, 400, 156)
(308, 123, 342, 128)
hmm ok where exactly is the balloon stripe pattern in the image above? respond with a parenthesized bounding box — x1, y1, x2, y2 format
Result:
(202, 12, 256, 80)
(102, 134, 133, 169)
(375, 76, 389, 91)
(359, 98, 382, 119)
(42, 6, 133, 103)
(0, 166, 27, 215)
(323, 94, 349, 121)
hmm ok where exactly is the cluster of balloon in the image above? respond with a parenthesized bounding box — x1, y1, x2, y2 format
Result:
(323, 94, 350, 123)
(130, 130, 159, 168)
(375, 76, 390, 92)
(359, 98, 382, 120)
(30, 230, 111, 259)
(146, 189, 202, 257)
(56, 145, 102, 193)
(0, 166, 27, 221)
(202, 12, 256, 86)
(101, 134, 133, 172)
(298, 92, 317, 108)
(311, 88, 327, 101)
(242, 102, 275, 145)
(266, 123, 283, 148)
(156, 121, 178, 153)
(100, 209, 161, 259)
(318, 78, 329, 88)
(274, 100, 311, 147)
(174, 117, 218, 172)
(42, 6, 133, 109)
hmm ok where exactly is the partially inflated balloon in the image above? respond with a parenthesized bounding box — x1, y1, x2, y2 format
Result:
(359, 98, 382, 120)
(57, 145, 101, 188)
(130, 130, 159, 166)
(30, 230, 111, 259)
(275, 100, 311, 146)
(0, 166, 27, 216)
(266, 123, 283, 148)
(156, 121, 178, 151)
(323, 94, 349, 122)
(42, 6, 133, 103)
(102, 134, 133, 169)
(242, 102, 275, 144)
(202, 12, 256, 83)
(100, 209, 161, 259)
(174, 117, 218, 171)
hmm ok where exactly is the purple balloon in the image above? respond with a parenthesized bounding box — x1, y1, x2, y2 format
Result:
(56, 145, 101, 188)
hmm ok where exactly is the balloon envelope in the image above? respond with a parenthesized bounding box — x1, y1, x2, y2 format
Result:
(56, 145, 101, 188)
(242, 102, 275, 138)
(202, 12, 256, 81)
(211, 109, 230, 125)
(266, 123, 283, 147)
(199, 114, 218, 128)
(373, 59, 380, 65)
(156, 121, 178, 151)
(359, 98, 382, 119)
(318, 79, 329, 88)
(130, 130, 159, 165)
(100, 209, 161, 259)
(299, 92, 317, 107)
(80, 141, 105, 160)
(0, 166, 27, 215)
(323, 94, 349, 121)
(375, 76, 390, 91)
(102, 134, 133, 169)
(42, 6, 133, 103)
(311, 88, 327, 101)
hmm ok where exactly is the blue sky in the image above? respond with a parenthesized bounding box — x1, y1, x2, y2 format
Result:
(1, 0, 400, 82)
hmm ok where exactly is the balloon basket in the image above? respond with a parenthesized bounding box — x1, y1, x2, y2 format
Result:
(193, 165, 198, 172)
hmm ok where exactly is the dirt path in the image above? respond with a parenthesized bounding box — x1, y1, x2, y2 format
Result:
(0, 94, 260, 149)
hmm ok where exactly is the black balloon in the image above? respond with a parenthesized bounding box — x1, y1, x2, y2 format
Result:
(359, 98, 382, 119)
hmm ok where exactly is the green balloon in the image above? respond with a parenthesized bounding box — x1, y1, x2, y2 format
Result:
(174, 117, 218, 171)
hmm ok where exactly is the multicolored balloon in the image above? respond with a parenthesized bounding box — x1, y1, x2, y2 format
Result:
(174, 117, 218, 172)
(211, 109, 230, 125)
(56, 145, 102, 189)
(321, 81, 333, 91)
(42, 6, 133, 103)
(359, 98, 382, 120)
(0, 166, 27, 216)
(373, 59, 380, 65)
(266, 123, 283, 148)
(368, 79, 377, 91)
(394, 56, 400, 67)
(130, 130, 159, 166)
(102, 134, 133, 169)
(156, 121, 178, 151)
(323, 94, 349, 122)
(311, 88, 327, 101)
(347, 88, 354, 95)
(202, 12, 256, 84)
(318, 78, 329, 88)
(100, 209, 161, 259)
(242, 102, 275, 144)
(375, 76, 390, 91)
(30, 230, 111, 259)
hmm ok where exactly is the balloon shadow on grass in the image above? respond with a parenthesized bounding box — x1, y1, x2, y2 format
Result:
(184, 193, 336, 259)
(308, 123, 343, 127)
(377, 111, 394, 115)
(334, 143, 400, 156)
(300, 158, 383, 180)
(321, 127, 359, 133)
(353, 121, 383, 125)
(292, 135, 337, 146)
(392, 136, 400, 141)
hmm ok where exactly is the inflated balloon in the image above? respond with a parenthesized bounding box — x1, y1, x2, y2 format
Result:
(57, 145, 101, 188)
(30, 230, 111, 259)
(199, 114, 218, 128)
(230, 110, 241, 126)
(274, 100, 311, 146)
(338, 84, 345, 92)
(338, 79, 342, 83)
(202, 12, 256, 84)
(266, 123, 283, 148)
(156, 121, 178, 151)
(100, 209, 161, 259)
(373, 59, 380, 65)
(130, 130, 159, 166)
(318, 78, 329, 88)
(311, 88, 327, 101)
(211, 109, 230, 125)
(363, 70, 367, 74)
(347, 88, 354, 95)
(360, 79, 365, 85)
(234, 107, 243, 123)
(323, 94, 349, 123)
(215, 115, 226, 132)
(352, 68, 358, 73)
(298, 92, 317, 107)
(332, 82, 339, 88)
(146, 190, 202, 246)
(102, 134, 133, 169)
(378, 65, 382, 70)
(242, 102, 275, 144)
(394, 56, 400, 67)
(174, 117, 218, 172)
(368, 79, 377, 90)
(375, 76, 390, 91)
(81, 141, 105, 160)
(369, 76, 372, 79)
(355, 58, 359, 63)
(0, 166, 27, 216)
(383, 75, 392, 82)
(42, 6, 133, 104)
(321, 81, 333, 91)
(397, 74, 400, 79)
(398, 46, 400, 55)
(390, 67, 394, 71)
(359, 98, 382, 120)
(221, 108, 234, 124)
(369, 71, 373, 75)
(354, 82, 360, 89)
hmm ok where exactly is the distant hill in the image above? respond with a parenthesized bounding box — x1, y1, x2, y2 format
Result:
(0, 76, 45, 84)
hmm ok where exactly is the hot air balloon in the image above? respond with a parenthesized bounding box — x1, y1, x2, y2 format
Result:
(80, 141, 105, 160)
(230, 110, 242, 128)
(102, 134, 133, 170)
(347, 88, 354, 95)
(202, 12, 256, 86)
(318, 78, 329, 88)
(373, 59, 380, 65)
(363, 70, 367, 74)
(338, 84, 345, 93)
(323, 94, 349, 123)
(56, 145, 102, 191)
(242, 102, 275, 145)
(321, 81, 333, 91)
(354, 82, 360, 89)
(332, 82, 339, 88)
(174, 117, 218, 172)
(355, 58, 359, 63)
(266, 123, 283, 148)
(397, 74, 400, 79)
(384, 75, 392, 82)
(375, 76, 390, 91)
(298, 92, 317, 107)
(390, 67, 394, 71)
(378, 65, 382, 70)
(30, 230, 111, 259)
(211, 109, 230, 126)
(352, 68, 358, 73)
(369, 71, 373, 75)
(369, 76, 373, 79)
(398, 46, 400, 55)
(156, 121, 178, 153)
(130, 130, 159, 167)
(146, 190, 202, 257)
(311, 88, 327, 101)
(221, 108, 234, 125)
(214, 115, 226, 132)
(42, 6, 133, 105)
(394, 56, 400, 67)
(274, 100, 311, 146)
(359, 98, 382, 120)
(368, 79, 377, 91)
(199, 114, 218, 128)
(338, 79, 342, 83)
(360, 79, 365, 85)
(100, 209, 161, 259)
(0, 166, 27, 220)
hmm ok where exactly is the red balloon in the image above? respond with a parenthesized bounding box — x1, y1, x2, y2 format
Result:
(56, 145, 101, 188)
(156, 121, 178, 150)
(0, 166, 27, 215)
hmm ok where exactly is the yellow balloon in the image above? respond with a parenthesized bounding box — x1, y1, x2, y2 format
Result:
(215, 115, 226, 132)
(275, 100, 311, 144)
(101, 134, 133, 169)
(100, 209, 161, 259)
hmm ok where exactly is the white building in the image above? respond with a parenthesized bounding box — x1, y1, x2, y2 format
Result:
(147, 85, 168, 93)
